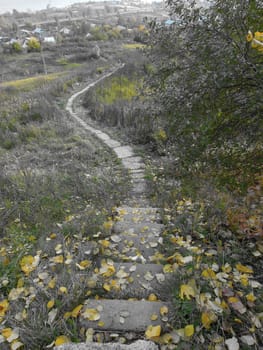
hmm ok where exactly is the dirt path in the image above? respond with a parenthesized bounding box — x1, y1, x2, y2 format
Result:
(57, 68, 173, 350)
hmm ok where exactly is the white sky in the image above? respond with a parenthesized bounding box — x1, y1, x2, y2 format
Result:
(0, 0, 107, 13)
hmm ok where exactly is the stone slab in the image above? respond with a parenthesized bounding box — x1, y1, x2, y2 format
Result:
(114, 146, 134, 159)
(54, 340, 159, 350)
(104, 139, 121, 148)
(114, 222, 163, 235)
(98, 263, 171, 299)
(80, 299, 171, 331)
(122, 159, 144, 170)
(95, 132, 111, 141)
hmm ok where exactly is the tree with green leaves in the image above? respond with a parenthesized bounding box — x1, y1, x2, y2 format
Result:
(145, 0, 263, 191)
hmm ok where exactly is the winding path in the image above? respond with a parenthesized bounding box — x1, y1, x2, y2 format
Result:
(57, 67, 172, 350)
(65, 64, 147, 206)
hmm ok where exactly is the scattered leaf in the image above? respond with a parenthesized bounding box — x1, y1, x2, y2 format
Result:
(145, 325, 161, 339)
(179, 284, 196, 300)
(54, 335, 70, 346)
(184, 324, 194, 337)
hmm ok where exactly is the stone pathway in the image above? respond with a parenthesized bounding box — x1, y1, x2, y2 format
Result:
(57, 67, 173, 349)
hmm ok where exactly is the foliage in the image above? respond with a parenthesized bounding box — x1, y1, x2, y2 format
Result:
(145, 0, 263, 194)
(11, 41, 22, 53)
(27, 37, 41, 52)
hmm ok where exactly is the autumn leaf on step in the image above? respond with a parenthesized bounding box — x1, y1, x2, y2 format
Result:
(82, 308, 100, 321)
(179, 284, 196, 300)
(145, 325, 161, 339)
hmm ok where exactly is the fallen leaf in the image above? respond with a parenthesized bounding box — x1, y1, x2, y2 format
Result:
(228, 297, 246, 314)
(225, 336, 239, 350)
(71, 305, 83, 318)
(47, 300, 55, 309)
(160, 306, 169, 316)
(82, 308, 100, 321)
(201, 311, 217, 329)
(145, 325, 161, 339)
(236, 263, 253, 274)
(179, 284, 196, 300)
(184, 324, 194, 337)
(240, 335, 255, 346)
(11, 341, 24, 350)
(54, 335, 70, 346)
(148, 293, 158, 301)
(48, 308, 57, 325)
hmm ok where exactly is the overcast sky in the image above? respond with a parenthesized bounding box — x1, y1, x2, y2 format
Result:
(0, 0, 92, 13)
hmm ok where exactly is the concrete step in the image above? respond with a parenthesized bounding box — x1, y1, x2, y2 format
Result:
(122, 157, 145, 170)
(99, 234, 163, 262)
(113, 146, 134, 159)
(115, 207, 160, 223)
(79, 299, 172, 332)
(54, 340, 159, 350)
(93, 262, 172, 299)
(113, 222, 163, 236)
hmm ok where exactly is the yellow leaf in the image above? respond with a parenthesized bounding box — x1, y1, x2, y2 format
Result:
(160, 306, 169, 316)
(236, 263, 253, 274)
(0, 299, 9, 316)
(148, 293, 158, 301)
(103, 220, 113, 230)
(145, 325, 161, 339)
(246, 293, 257, 302)
(99, 240, 110, 248)
(98, 321, 105, 327)
(184, 324, 194, 337)
(71, 305, 83, 318)
(51, 255, 64, 264)
(19, 255, 37, 275)
(47, 300, 55, 309)
(82, 308, 100, 321)
(179, 284, 196, 300)
(55, 335, 70, 346)
(76, 260, 91, 270)
(49, 233, 57, 239)
(163, 264, 174, 273)
(63, 312, 72, 320)
(201, 311, 217, 329)
(59, 287, 68, 294)
(161, 333, 173, 344)
(150, 313, 158, 321)
(48, 278, 56, 289)
(201, 268, 217, 280)
(103, 283, 111, 292)
(1, 328, 12, 338)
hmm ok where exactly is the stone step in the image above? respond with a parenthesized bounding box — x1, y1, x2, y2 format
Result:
(99, 233, 163, 262)
(113, 146, 134, 159)
(93, 262, 172, 299)
(113, 222, 163, 236)
(115, 207, 160, 223)
(79, 299, 172, 332)
(54, 340, 158, 350)
(122, 157, 145, 170)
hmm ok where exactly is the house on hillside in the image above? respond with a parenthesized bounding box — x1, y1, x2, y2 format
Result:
(60, 27, 71, 35)
(164, 19, 175, 27)
(43, 36, 56, 44)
